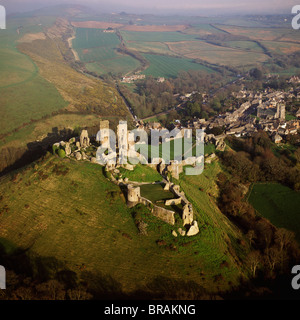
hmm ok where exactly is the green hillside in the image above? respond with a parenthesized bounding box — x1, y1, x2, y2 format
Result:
(0, 17, 68, 135)
(0, 154, 247, 297)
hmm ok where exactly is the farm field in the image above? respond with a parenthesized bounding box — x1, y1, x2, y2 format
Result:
(214, 24, 300, 42)
(223, 40, 264, 53)
(72, 28, 141, 75)
(85, 55, 141, 76)
(142, 54, 215, 78)
(121, 30, 199, 43)
(182, 24, 226, 36)
(72, 28, 120, 49)
(72, 21, 188, 32)
(166, 41, 269, 68)
(248, 183, 300, 242)
(125, 41, 174, 56)
(72, 19, 300, 78)
(261, 41, 300, 54)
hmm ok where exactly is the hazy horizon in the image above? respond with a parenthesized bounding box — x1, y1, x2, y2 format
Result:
(1, 0, 298, 16)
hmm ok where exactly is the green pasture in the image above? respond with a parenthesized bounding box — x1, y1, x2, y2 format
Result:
(248, 183, 300, 242)
(142, 54, 214, 78)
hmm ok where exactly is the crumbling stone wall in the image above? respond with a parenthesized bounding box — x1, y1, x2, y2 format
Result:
(152, 205, 175, 225)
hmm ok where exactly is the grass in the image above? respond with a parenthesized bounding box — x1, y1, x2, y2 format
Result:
(224, 41, 264, 53)
(73, 28, 141, 76)
(126, 41, 174, 56)
(86, 55, 141, 76)
(286, 113, 297, 121)
(0, 154, 246, 295)
(204, 143, 216, 155)
(140, 183, 175, 202)
(248, 183, 300, 242)
(261, 41, 300, 55)
(121, 31, 199, 43)
(72, 28, 120, 49)
(143, 114, 168, 123)
(167, 41, 269, 68)
(0, 18, 68, 135)
(18, 31, 129, 116)
(136, 137, 196, 163)
(213, 25, 291, 41)
(142, 54, 214, 78)
(118, 163, 162, 183)
(177, 160, 247, 280)
(0, 75, 68, 135)
(183, 24, 226, 36)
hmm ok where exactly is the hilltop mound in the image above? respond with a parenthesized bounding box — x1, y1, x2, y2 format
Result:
(0, 153, 249, 298)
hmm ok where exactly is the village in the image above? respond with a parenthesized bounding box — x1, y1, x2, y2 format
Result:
(160, 76, 300, 145)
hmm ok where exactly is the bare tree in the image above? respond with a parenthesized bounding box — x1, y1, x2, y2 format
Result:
(264, 247, 281, 272)
(247, 250, 261, 278)
(246, 230, 256, 246)
(274, 228, 295, 253)
(35, 280, 66, 300)
(67, 286, 93, 300)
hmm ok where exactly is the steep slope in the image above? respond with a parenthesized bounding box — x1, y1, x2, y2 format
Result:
(0, 154, 249, 298)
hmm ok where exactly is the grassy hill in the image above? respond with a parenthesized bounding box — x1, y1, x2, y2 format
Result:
(0, 17, 68, 135)
(0, 154, 249, 297)
(178, 161, 249, 277)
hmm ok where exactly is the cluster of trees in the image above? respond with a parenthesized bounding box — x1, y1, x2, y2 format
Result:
(217, 172, 300, 281)
(272, 51, 300, 70)
(220, 131, 300, 190)
(0, 270, 92, 300)
(119, 77, 176, 118)
(119, 71, 224, 119)
(216, 131, 300, 287)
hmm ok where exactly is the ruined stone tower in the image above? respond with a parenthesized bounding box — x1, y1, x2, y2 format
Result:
(182, 203, 194, 226)
(80, 130, 90, 148)
(98, 120, 110, 148)
(127, 184, 140, 208)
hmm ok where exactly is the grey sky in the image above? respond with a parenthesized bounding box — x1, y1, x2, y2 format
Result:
(1, 0, 298, 15)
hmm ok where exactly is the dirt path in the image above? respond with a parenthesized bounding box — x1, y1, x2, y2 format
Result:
(67, 35, 80, 61)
